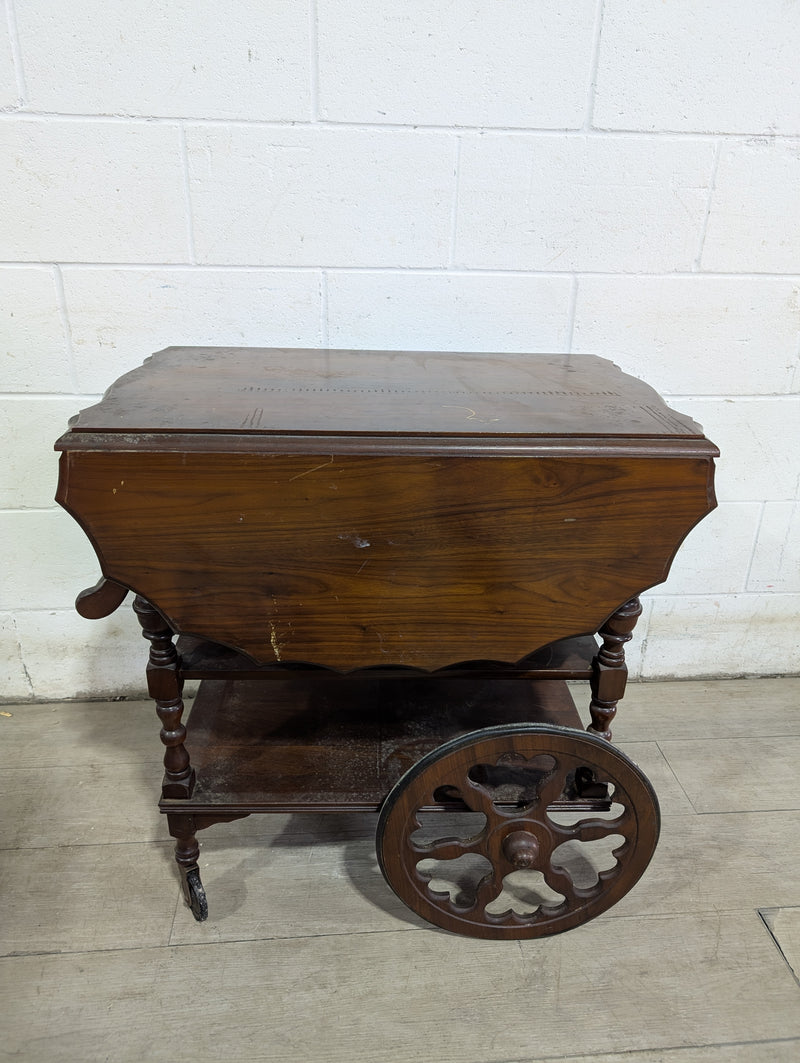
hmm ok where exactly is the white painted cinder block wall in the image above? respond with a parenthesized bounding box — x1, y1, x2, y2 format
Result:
(2, 2, 799, 700)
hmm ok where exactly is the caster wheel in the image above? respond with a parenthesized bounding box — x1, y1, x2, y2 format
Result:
(377, 724, 659, 939)
(185, 867, 208, 922)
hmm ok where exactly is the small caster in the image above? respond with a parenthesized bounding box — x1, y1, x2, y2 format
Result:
(184, 867, 208, 922)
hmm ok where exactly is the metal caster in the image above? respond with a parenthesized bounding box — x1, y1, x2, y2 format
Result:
(184, 867, 208, 922)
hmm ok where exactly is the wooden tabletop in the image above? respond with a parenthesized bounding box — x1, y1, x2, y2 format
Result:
(56, 347, 718, 669)
(63, 347, 706, 441)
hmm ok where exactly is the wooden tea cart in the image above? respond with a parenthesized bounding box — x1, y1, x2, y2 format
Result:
(55, 348, 717, 938)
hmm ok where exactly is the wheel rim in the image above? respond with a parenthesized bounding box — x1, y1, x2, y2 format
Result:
(377, 724, 659, 939)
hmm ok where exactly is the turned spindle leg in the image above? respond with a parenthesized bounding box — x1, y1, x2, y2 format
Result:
(172, 819, 200, 885)
(168, 814, 207, 920)
(588, 596, 642, 741)
(132, 595, 194, 799)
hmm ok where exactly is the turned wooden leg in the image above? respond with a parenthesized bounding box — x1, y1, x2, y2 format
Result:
(132, 595, 195, 799)
(168, 814, 207, 920)
(171, 817, 200, 886)
(587, 597, 642, 741)
(170, 813, 251, 921)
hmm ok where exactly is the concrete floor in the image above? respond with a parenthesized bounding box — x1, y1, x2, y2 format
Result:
(1, 678, 799, 1062)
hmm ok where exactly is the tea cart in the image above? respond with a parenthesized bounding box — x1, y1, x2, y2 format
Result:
(55, 348, 718, 938)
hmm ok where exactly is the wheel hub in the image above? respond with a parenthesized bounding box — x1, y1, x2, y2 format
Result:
(501, 829, 541, 869)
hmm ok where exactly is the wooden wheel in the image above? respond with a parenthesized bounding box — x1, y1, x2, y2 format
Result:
(377, 724, 659, 939)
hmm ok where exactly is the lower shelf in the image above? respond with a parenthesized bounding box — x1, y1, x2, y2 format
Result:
(161, 673, 596, 816)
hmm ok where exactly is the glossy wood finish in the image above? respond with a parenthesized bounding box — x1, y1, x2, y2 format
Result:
(75, 576, 128, 619)
(59, 448, 715, 670)
(588, 596, 643, 739)
(377, 724, 660, 938)
(175, 632, 600, 681)
(132, 595, 194, 801)
(54, 348, 718, 933)
(164, 673, 594, 816)
(61, 347, 708, 439)
(56, 348, 717, 672)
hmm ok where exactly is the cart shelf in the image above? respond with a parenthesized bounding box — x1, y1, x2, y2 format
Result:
(164, 672, 595, 816)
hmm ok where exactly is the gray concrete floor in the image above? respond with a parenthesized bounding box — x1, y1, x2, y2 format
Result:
(1, 678, 799, 1062)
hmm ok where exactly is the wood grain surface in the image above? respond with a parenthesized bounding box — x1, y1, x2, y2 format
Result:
(58, 447, 715, 669)
(62, 347, 708, 439)
(161, 675, 586, 814)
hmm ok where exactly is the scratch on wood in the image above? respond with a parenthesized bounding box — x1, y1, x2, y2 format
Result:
(269, 622, 282, 662)
(441, 404, 500, 424)
(289, 456, 334, 482)
(340, 533, 371, 549)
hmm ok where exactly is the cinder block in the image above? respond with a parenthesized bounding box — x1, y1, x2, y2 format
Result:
(326, 272, 572, 353)
(0, 120, 187, 263)
(63, 267, 323, 392)
(0, 397, 86, 510)
(594, 1, 800, 134)
(0, 267, 72, 392)
(16, 1, 311, 120)
(1, 25, 16, 108)
(456, 135, 716, 271)
(15, 607, 147, 700)
(748, 502, 800, 594)
(0, 510, 103, 611)
(318, 0, 596, 128)
(655, 503, 761, 597)
(0, 510, 104, 612)
(703, 141, 800, 274)
(675, 398, 800, 504)
(572, 276, 800, 396)
(186, 126, 454, 267)
(643, 593, 800, 678)
(0, 614, 32, 701)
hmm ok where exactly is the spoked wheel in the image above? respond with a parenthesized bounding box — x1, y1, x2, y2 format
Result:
(377, 724, 659, 939)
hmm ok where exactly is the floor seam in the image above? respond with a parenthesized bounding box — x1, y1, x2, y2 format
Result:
(758, 908, 800, 989)
(0, 925, 423, 960)
(492, 1035, 800, 1062)
(655, 738, 699, 812)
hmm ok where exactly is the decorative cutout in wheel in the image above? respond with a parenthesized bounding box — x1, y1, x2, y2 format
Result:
(377, 724, 659, 939)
